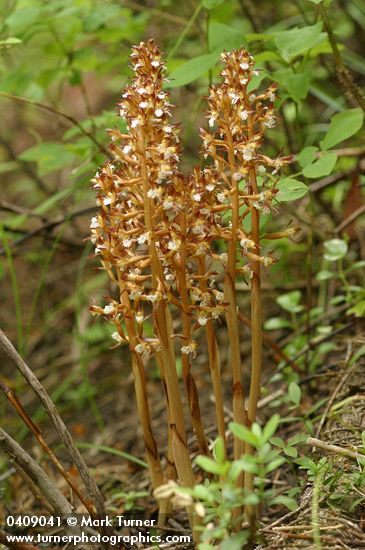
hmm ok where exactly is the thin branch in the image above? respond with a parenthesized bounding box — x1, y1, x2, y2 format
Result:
(0, 92, 112, 158)
(0, 329, 108, 523)
(0, 428, 75, 517)
(318, 2, 365, 111)
(0, 378, 95, 516)
(335, 204, 365, 233)
(307, 437, 365, 462)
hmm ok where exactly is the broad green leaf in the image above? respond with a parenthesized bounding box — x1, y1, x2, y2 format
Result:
(323, 238, 348, 261)
(288, 382, 301, 406)
(320, 108, 364, 150)
(276, 178, 309, 201)
(262, 414, 280, 443)
(303, 151, 337, 178)
(298, 146, 318, 168)
(167, 51, 220, 87)
(208, 22, 244, 51)
(274, 21, 323, 58)
(275, 70, 311, 101)
(18, 142, 77, 176)
(264, 317, 292, 330)
(266, 456, 286, 472)
(203, 0, 224, 9)
(277, 290, 303, 313)
(6, 6, 42, 33)
(348, 301, 365, 318)
(233, 456, 258, 475)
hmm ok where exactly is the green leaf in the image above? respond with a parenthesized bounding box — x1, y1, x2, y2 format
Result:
(18, 142, 77, 176)
(275, 70, 311, 101)
(271, 495, 297, 511)
(0, 37, 22, 48)
(203, 0, 224, 9)
(195, 455, 224, 475)
(274, 21, 323, 58)
(298, 146, 318, 168)
(167, 51, 219, 87)
(214, 437, 226, 464)
(264, 317, 292, 330)
(348, 301, 365, 318)
(266, 456, 286, 472)
(323, 238, 348, 261)
(208, 22, 244, 51)
(262, 414, 280, 443)
(320, 108, 364, 150)
(302, 151, 337, 178)
(6, 6, 42, 33)
(288, 382, 301, 406)
(233, 456, 258, 475)
(315, 270, 334, 281)
(220, 533, 249, 550)
(277, 290, 303, 313)
(230, 422, 259, 447)
(276, 178, 309, 201)
(284, 446, 298, 458)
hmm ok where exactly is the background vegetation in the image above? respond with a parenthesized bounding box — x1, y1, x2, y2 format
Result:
(1, 0, 365, 548)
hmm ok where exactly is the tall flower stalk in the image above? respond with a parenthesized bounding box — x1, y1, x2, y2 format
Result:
(90, 40, 292, 529)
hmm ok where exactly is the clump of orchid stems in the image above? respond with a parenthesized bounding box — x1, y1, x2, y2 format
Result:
(90, 40, 292, 527)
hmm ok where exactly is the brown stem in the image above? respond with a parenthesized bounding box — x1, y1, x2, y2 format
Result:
(224, 127, 246, 469)
(119, 289, 164, 492)
(177, 212, 209, 456)
(138, 132, 194, 490)
(198, 256, 226, 454)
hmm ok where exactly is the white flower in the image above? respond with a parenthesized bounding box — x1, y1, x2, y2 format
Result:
(240, 110, 248, 120)
(167, 240, 179, 251)
(263, 256, 273, 267)
(233, 172, 242, 181)
(119, 108, 126, 117)
(229, 92, 240, 104)
(137, 87, 147, 94)
(135, 313, 144, 324)
(147, 293, 158, 303)
(131, 119, 139, 128)
(208, 116, 216, 128)
(253, 70, 259, 76)
(258, 165, 266, 173)
(206, 183, 215, 192)
(193, 193, 201, 202)
(264, 115, 276, 128)
(181, 342, 197, 355)
(135, 342, 148, 353)
(147, 189, 158, 199)
(122, 145, 132, 154)
(249, 94, 256, 102)
(151, 60, 160, 67)
(217, 192, 226, 203)
(103, 304, 115, 315)
(111, 332, 123, 343)
(240, 62, 249, 70)
(197, 316, 208, 326)
(137, 233, 149, 245)
(139, 101, 149, 109)
(154, 108, 164, 117)
(163, 125, 172, 133)
(269, 92, 275, 102)
(123, 238, 132, 248)
(242, 147, 253, 161)
(240, 238, 254, 251)
(163, 200, 173, 210)
(157, 92, 166, 99)
(90, 217, 99, 229)
(240, 77, 248, 85)
(215, 290, 224, 302)
(103, 197, 112, 206)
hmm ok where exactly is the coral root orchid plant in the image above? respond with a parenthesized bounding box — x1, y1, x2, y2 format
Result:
(90, 40, 293, 533)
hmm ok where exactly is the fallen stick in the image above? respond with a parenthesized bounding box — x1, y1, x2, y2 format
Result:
(307, 437, 365, 463)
